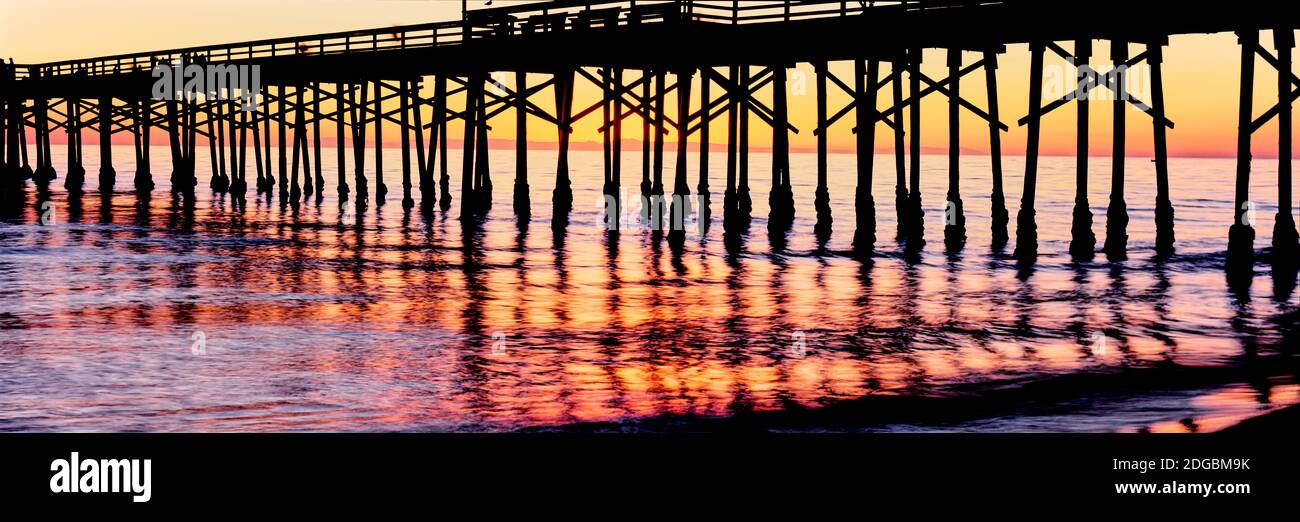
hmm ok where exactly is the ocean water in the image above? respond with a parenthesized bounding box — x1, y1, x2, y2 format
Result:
(0, 144, 1297, 432)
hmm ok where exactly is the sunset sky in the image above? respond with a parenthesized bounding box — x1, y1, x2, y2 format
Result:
(1, 0, 1294, 159)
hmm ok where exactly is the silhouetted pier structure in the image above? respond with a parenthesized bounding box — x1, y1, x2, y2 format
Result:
(0, 0, 1297, 268)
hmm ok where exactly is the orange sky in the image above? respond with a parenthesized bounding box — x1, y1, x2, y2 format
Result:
(1, 0, 1294, 159)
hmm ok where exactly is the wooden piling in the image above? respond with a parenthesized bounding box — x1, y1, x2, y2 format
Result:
(670, 68, 693, 241)
(252, 105, 266, 194)
(984, 52, 1009, 247)
(98, 96, 116, 190)
(312, 84, 324, 199)
(1271, 29, 1296, 260)
(1103, 40, 1129, 260)
(611, 68, 624, 228)
(907, 49, 925, 249)
(436, 77, 450, 211)
(335, 84, 349, 199)
(1151, 42, 1177, 257)
(651, 70, 666, 227)
(738, 66, 752, 218)
(814, 61, 832, 237)
(233, 102, 247, 197)
(515, 70, 530, 217)
(32, 94, 54, 183)
(414, 80, 431, 209)
(893, 62, 908, 241)
(724, 65, 739, 230)
(290, 86, 305, 201)
(640, 69, 653, 215)
(134, 99, 154, 193)
(853, 59, 878, 252)
(461, 75, 479, 217)
(1227, 30, 1257, 268)
(697, 67, 711, 229)
(1015, 42, 1046, 260)
(1069, 40, 1095, 259)
(474, 77, 492, 210)
(277, 86, 289, 197)
(401, 79, 414, 209)
(352, 82, 370, 201)
(554, 69, 576, 217)
(769, 65, 794, 229)
(373, 80, 387, 201)
(166, 97, 185, 194)
(945, 48, 967, 250)
(65, 99, 84, 190)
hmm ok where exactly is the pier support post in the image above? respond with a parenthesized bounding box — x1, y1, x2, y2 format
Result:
(259, 89, 272, 194)
(414, 79, 430, 210)
(352, 82, 370, 201)
(186, 93, 198, 196)
(515, 70, 531, 217)
(96, 96, 115, 189)
(166, 97, 185, 195)
(1150, 42, 1176, 257)
(312, 84, 324, 199)
(435, 77, 450, 210)
(724, 65, 740, 231)
(373, 80, 387, 201)
(290, 86, 305, 201)
(401, 79, 414, 209)
(1271, 29, 1297, 262)
(336, 84, 349, 199)
(600, 68, 620, 230)
(697, 68, 711, 230)
(640, 69, 653, 219)
(769, 65, 794, 230)
(473, 77, 491, 210)
(1104, 40, 1130, 260)
(651, 70, 666, 228)
(225, 99, 239, 196)
(1015, 42, 1046, 260)
(278, 86, 289, 197)
(18, 103, 32, 181)
(65, 99, 84, 190)
(461, 75, 480, 217)
(209, 99, 226, 193)
(133, 99, 154, 193)
(814, 61, 833, 238)
(611, 68, 624, 229)
(1069, 40, 1096, 260)
(32, 95, 54, 183)
(553, 68, 575, 219)
(232, 102, 246, 197)
(907, 49, 925, 250)
(985, 52, 1009, 248)
(853, 59, 879, 253)
(738, 66, 752, 218)
(252, 103, 265, 194)
(893, 62, 908, 241)
(1228, 31, 1258, 269)
(945, 48, 967, 250)
(670, 68, 694, 242)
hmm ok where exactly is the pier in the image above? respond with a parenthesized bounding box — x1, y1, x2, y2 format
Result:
(1, 0, 1297, 267)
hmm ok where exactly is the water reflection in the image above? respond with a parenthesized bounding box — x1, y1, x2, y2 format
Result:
(0, 146, 1297, 432)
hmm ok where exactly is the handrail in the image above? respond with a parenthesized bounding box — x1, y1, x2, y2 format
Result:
(15, 0, 995, 81)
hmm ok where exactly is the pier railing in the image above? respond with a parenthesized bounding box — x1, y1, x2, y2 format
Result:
(15, 1, 998, 81)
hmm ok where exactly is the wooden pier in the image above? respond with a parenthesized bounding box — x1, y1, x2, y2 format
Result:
(0, 0, 1297, 267)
